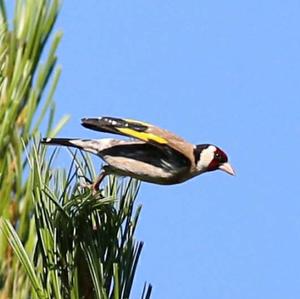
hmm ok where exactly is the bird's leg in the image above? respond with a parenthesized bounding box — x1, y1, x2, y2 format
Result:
(92, 169, 107, 193)
(80, 167, 108, 195)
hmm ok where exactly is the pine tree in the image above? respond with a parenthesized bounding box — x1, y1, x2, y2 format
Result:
(0, 1, 152, 298)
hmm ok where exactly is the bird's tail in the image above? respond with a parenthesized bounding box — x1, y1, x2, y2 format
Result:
(41, 138, 78, 147)
(41, 138, 101, 155)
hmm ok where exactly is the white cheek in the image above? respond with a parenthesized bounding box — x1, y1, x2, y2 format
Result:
(197, 145, 215, 170)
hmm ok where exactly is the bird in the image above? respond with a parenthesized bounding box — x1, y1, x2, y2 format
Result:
(41, 116, 235, 192)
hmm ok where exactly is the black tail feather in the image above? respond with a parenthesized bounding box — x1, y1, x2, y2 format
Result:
(40, 138, 79, 148)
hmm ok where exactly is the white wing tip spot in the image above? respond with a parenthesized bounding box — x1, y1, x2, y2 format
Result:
(102, 117, 118, 126)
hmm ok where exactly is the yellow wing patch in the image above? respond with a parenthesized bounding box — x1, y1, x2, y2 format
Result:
(118, 128, 168, 144)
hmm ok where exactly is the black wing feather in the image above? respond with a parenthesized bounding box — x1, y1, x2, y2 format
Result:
(100, 143, 191, 171)
(81, 117, 148, 135)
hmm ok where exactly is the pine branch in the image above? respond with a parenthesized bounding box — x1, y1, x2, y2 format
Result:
(0, 1, 152, 298)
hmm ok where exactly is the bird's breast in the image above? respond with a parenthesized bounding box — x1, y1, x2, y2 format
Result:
(103, 155, 191, 185)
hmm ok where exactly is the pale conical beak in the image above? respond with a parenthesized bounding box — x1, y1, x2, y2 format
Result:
(219, 162, 235, 176)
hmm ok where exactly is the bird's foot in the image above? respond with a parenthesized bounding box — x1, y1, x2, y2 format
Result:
(78, 177, 98, 195)
(79, 173, 106, 196)
(79, 181, 101, 196)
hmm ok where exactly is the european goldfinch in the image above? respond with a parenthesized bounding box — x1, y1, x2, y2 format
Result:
(41, 117, 235, 191)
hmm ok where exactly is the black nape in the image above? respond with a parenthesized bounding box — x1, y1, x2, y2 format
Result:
(193, 144, 210, 164)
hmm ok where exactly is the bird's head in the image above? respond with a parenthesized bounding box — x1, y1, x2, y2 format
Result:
(195, 144, 235, 176)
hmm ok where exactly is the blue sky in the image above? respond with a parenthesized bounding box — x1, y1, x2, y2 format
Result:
(13, 1, 300, 298)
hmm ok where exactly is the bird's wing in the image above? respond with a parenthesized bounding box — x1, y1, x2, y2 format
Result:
(41, 137, 191, 173)
(101, 142, 192, 173)
(81, 117, 195, 163)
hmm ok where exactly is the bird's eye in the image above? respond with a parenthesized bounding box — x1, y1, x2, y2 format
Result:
(214, 150, 227, 163)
